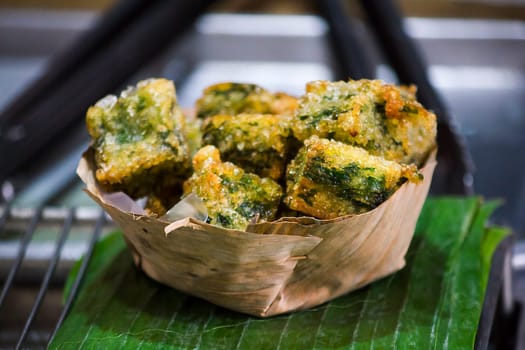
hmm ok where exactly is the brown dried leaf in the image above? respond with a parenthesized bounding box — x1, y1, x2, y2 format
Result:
(77, 148, 436, 317)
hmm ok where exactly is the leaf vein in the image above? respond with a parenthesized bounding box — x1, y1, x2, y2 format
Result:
(192, 306, 216, 350)
(431, 203, 479, 349)
(349, 286, 371, 350)
(276, 313, 292, 350)
(76, 268, 129, 349)
(234, 317, 251, 349)
(312, 304, 330, 349)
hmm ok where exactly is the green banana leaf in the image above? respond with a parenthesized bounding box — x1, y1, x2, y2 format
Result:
(50, 197, 509, 349)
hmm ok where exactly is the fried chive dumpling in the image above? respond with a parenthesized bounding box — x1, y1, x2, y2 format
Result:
(183, 145, 283, 230)
(293, 80, 437, 166)
(195, 82, 297, 119)
(86, 78, 190, 213)
(285, 136, 421, 219)
(201, 114, 293, 180)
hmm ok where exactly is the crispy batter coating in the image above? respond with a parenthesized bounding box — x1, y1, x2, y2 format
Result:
(184, 118, 203, 157)
(195, 82, 297, 119)
(86, 78, 190, 211)
(183, 146, 283, 230)
(293, 80, 437, 166)
(201, 114, 293, 180)
(285, 136, 421, 219)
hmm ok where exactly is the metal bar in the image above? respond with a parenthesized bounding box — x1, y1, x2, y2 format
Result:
(0, 200, 12, 230)
(517, 302, 525, 350)
(358, 0, 475, 195)
(317, 0, 375, 80)
(474, 235, 514, 350)
(0, 0, 153, 128)
(0, 206, 42, 308)
(0, 0, 215, 182)
(49, 210, 105, 343)
(15, 208, 75, 350)
(7, 206, 106, 222)
(12, 142, 88, 207)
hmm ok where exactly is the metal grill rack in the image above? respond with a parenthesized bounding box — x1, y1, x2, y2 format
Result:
(0, 203, 112, 348)
(0, 0, 524, 348)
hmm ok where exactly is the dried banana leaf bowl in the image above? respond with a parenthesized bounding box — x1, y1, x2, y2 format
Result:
(78, 148, 436, 317)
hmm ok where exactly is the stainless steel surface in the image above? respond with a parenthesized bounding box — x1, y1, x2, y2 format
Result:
(0, 206, 108, 266)
(0, 8, 524, 348)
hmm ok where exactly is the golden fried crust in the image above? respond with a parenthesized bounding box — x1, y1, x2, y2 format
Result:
(195, 82, 298, 119)
(183, 146, 283, 230)
(184, 118, 203, 157)
(201, 113, 293, 180)
(285, 136, 421, 219)
(293, 79, 437, 166)
(271, 92, 299, 115)
(86, 78, 190, 203)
